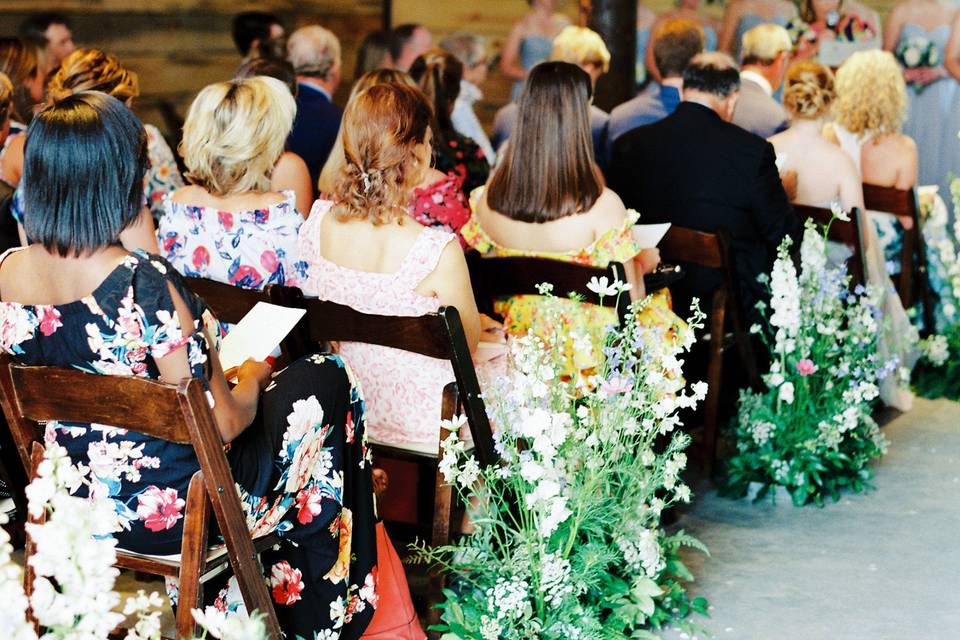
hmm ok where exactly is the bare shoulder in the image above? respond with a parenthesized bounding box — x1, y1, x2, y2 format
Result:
(586, 188, 629, 227)
(169, 184, 204, 204)
(277, 151, 309, 171)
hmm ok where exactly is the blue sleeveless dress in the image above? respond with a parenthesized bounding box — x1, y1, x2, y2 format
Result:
(898, 23, 959, 203)
(513, 35, 554, 100)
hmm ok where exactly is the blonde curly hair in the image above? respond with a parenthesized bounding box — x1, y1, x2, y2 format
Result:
(833, 50, 905, 136)
(783, 60, 834, 120)
(47, 48, 139, 104)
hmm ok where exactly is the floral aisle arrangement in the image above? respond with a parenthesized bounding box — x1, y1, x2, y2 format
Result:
(722, 216, 894, 506)
(0, 442, 267, 640)
(912, 176, 960, 398)
(413, 282, 709, 639)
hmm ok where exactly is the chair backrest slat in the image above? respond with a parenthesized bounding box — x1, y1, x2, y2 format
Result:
(466, 254, 631, 326)
(862, 184, 918, 218)
(7, 362, 192, 443)
(658, 226, 724, 269)
(184, 277, 271, 325)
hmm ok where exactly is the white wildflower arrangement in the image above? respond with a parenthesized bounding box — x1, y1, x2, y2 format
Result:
(723, 217, 894, 506)
(413, 285, 709, 638)
(913, 176, 960, 398)
(0, 442, 268, 640)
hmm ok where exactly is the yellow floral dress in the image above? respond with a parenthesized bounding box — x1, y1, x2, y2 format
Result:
(461, 199, 687, 373)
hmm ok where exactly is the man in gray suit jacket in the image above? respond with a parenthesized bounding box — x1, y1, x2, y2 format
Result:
(731, 24, 791, 139)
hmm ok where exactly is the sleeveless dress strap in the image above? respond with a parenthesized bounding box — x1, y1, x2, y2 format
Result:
(394, 227, 456, 291)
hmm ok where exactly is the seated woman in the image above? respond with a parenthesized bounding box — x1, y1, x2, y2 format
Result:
(826, 49, 920, 409)
(0, 92, 376, 637)
(159, 76, 307, 290)
(464, 61, 684, 373)
(769, 61, 863, 211)
(234, 57, 314, 215)
(7, 48, 179, 252)
(318, 69, 473, 245)
(409, 49, 490, 201)
(299, 81, 486, 454)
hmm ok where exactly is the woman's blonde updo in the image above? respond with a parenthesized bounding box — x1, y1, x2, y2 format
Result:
(180, 76, 296, 196)
(783, 60, 834, 120)
(833, 50, 906, 136)
(333, 82, 432, 225)
(46, 48, 140, 104)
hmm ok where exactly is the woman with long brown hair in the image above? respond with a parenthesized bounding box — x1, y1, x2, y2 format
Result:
(463, 61, 684, 371)
(0, 38, 43, 186)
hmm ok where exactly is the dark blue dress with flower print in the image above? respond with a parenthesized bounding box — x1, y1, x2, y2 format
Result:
(0, 249, 377, 639)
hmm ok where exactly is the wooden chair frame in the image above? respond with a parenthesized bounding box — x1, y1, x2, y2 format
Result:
(863, 184, 934, 331)
(793, 205, 868, 289)
(0, 354, 282, 640)
(465, 253, 632, 327)
(658, 225, 759, 473)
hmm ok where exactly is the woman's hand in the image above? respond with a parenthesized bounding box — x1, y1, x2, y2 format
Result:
(637, 248, 661, 275)
(235, 358, 274, 391)
(903, 66, 947, 86)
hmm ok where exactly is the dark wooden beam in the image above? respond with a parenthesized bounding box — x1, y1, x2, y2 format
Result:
(586, 0, 637, 111)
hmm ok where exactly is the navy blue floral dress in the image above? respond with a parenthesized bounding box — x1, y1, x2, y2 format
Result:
(0, 249, 377, 639)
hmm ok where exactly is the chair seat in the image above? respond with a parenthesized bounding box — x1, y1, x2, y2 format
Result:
(368, 438, 440, 460)
(115, 532, 280, 581)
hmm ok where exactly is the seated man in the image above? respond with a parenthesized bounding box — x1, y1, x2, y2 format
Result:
(731, 23, 791, 139)
(286, 25, 342, 189)
(609, 52, 798, 317)
(606, 18, 704, 153)
(491, 26, 610, 166)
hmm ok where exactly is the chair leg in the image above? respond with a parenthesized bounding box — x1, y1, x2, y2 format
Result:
(427, 425, 455, 630)
(175, 472, 210, 640)
(702, 290, 727, 476)
(22, 443, 44, 635)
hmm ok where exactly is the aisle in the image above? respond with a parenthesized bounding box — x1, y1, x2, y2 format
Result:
(663, 398, 960, 640)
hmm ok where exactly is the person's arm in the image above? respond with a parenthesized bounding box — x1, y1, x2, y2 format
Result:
(421, 240, 481, 351)
(500, 20, 528, 82)
(882, 3, 905, 51)
(271, 151, 314, 217)
(156, 282, 271, 443)
(718, 0, 746, 53)
(894, 136, 919, 190)
(838, 156, 865, 210)
(945, 12, 960, 81)
(1, 134, 25, 188)
(120, 207, 160, 254)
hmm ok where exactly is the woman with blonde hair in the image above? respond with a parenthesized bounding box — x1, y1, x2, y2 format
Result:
(159, 76, 307, 290)
(769, 61, 862, 210)
(0, 38, 44, 185)
(299, 81, 493, 452)
(319, 69, 474, 243)
(4, 48, 175, 252)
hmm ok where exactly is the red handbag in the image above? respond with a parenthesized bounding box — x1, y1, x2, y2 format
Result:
(361, 523, 427, 639)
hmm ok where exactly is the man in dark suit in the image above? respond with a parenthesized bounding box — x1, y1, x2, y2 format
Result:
(286, 25, 343, 189)
(610, 52, 798, 317)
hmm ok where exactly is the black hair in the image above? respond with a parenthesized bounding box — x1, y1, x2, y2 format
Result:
(231, 11, 282, 57)
(389, 23, 421, 61)
(682, 53, 741, 97)
(408, 49, 462, 156)
(23, 92, 147, 257)
(235, 57, 298, 96)
(19, 13, 70, 44)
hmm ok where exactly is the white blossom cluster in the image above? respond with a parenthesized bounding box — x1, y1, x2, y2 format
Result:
(616, 526, 665, 579)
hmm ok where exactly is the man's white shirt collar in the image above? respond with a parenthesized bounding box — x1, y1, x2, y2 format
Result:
(740, 69, 773, 97)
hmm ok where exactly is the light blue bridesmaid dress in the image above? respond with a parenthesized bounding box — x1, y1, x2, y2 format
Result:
(636, 27, 651, 86)
(898, 23, 959, 203)
(512, 35, 554, 100)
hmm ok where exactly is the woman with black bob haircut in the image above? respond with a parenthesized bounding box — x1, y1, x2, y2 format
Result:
(0, 91, 378, 638)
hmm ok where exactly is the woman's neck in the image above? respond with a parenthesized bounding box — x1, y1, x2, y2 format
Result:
(790, 118, 824, 136)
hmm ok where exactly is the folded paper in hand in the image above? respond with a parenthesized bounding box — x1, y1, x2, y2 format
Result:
(631, 223, 671, 248)
(218, 302, 306, 372)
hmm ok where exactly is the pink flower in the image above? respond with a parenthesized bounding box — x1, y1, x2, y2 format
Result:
(136, 485, 185, 532)
(37, 305, 62, 337)
(599, 375, 632, 397)
(260, 249, 279, 273)
(217, 211, 234, 231)
(796, 359, 818, 377)
(270, 561, 304, 605)
(192, 246, 210, 270)
(294, 485, 324, 524)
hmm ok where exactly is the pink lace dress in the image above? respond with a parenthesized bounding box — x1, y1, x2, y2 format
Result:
(298, 200, 457, 453)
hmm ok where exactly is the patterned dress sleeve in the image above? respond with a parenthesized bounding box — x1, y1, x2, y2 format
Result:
(144, 124, 184, 221)
(589, 209, 643, 266)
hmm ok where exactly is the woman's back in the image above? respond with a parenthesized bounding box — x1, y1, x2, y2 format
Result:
(770, 123, 862, 208)
(860, 133, 918, 189)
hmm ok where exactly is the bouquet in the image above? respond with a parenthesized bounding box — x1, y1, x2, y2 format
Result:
(413, 282, 709, 638)
(722, 214, 894, 506)
(895, 36, 944, 92)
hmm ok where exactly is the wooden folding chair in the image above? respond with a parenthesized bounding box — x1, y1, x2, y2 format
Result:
(183, 277, 302, 365)
(277, 293, 495, 623)
(863, 184, 934, 331)
(465, 253, 632, 326)
(0, 353, 282, 640)
(658, 225, 759, 473)
(793, 205, 868, 288)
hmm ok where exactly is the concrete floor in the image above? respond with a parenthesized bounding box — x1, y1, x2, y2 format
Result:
(662, 397, 960, 640)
